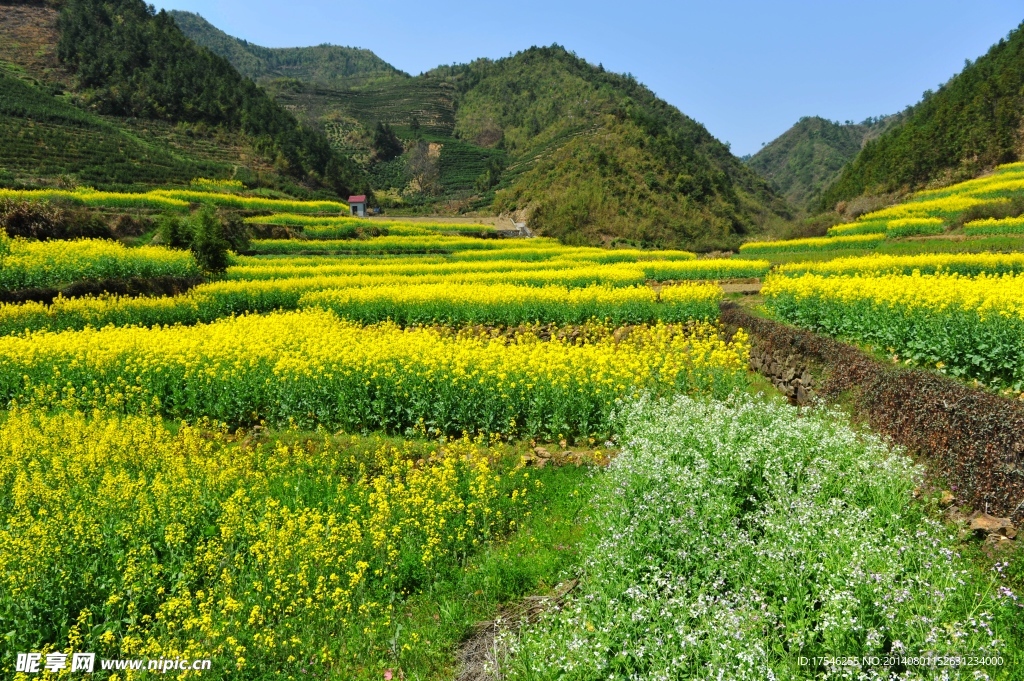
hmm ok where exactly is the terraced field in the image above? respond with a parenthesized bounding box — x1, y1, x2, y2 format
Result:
(1, 180, 1022, 680)
(266, 77, 458, 138)
(264, 77, 510, 198)
(0, 71, 236, 188)
(740, 162, 1024, 263)
(4, 3, 1024, 677)
(0, 6, 291, 193)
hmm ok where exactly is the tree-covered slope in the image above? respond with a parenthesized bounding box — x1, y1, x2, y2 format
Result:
(169, 11, 405, 87)
(53, 0, 366, 197)
(0, 65, 242, 188)
(746, 116, 895, 209)
(449, 47, 791, 248)
(0, 3, 281, 191)
(818, 21, 1024, 211)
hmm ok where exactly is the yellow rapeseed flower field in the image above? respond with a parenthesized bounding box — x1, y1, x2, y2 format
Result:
(0, 274, 723, 335)
(0, 408, 531, 675)
(763, 270, 1024, 388)
(249, 236, 565, 255)
(815, 163, 1024, 242)
(0, 188, 349, 214)
(913, 161, 1024, 200)
(739, 233, 886, 254)
(246, 213, 498, 236)
(964, 215, 1024, 236)
(856, 195, 1006, 221)
(777, 252, 1024, 277)
(0, 181, 766, 680)
(300, 281, 721, 325)
(0, 310, 750, 437)
(0, 238, 201, 291)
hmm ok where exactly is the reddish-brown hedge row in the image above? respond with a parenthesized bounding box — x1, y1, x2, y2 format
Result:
(721, 303, 1024, 522)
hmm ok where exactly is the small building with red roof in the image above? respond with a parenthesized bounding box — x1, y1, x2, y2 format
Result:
(348, 195, 367, 217)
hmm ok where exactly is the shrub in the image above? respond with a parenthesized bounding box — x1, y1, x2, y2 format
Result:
(158, 206, 249, 272)
(0, 199, 112, 240)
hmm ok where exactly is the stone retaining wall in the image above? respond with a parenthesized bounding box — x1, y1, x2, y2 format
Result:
(722, 303, 1024, 522)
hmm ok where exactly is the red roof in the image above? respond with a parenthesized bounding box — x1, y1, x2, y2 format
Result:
(348, 195, 367, 203)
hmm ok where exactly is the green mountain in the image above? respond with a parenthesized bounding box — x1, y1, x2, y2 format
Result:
(172, 13, 791, 249)
(746, 116, 896, 209)
(0, 2, 273, 191)
(311, 48, 793, 248)
(0, 0, 367, 198)
(818, 21, 1024, 211)
(169, 11, 405, 87)
(0, 64, 245, 189)
(4, 4, 793, 248)
(449, 49, 791, 248)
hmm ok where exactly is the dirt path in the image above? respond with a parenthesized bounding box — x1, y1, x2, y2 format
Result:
(456, 578, 579, 680)
(368, 215, 503, 225)
(720, 281, 762, 295)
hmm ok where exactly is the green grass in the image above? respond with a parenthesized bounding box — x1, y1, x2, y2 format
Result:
(227, 427, 598, 680)
(379, 459, 595, 679)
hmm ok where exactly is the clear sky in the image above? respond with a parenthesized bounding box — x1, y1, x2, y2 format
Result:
(151, 0, 1023, 157)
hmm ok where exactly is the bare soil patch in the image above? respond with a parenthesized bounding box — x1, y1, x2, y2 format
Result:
(456, 578, 579, 681)
(0, 3, 68, 85)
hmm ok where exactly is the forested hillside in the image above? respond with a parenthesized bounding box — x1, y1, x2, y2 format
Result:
(818, 21, 1024, 211)
(0, 65, 243, 188)
(746, 116, 896, 209)
(0, 0, 368, 198)
(170, 11, 405, 87)
(55, 0, 365, 197)
(173, 13, 792, 249)
(0, 1, 268, 191)
(450, 48, 791, 248)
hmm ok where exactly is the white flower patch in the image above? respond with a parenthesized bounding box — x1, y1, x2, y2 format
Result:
(501, 394, 1018, 680)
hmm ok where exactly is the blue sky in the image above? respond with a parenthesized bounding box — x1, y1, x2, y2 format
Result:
(152, 0, 1023, 157)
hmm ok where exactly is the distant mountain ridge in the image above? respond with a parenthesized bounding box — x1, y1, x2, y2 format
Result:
(817, 20, 1024, 211)
(1, 5, 793, 249)
(171, 12, 793, 250)
(169, 11, 406, 87)
(747, 115, 897, 209)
